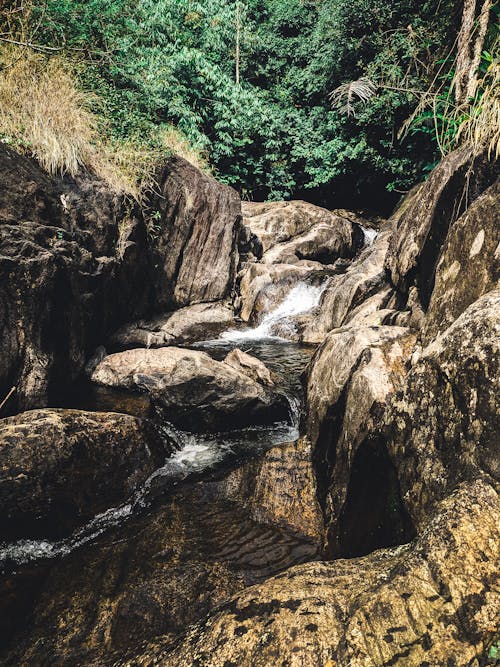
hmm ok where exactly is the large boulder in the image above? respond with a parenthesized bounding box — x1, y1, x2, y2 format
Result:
(385, 288, 500, 527)
(385, 148, 498, 309)
(0, 409, 173, 539)
(423, 177, 500, 342)
(242, 200, 362, 259)
(301, 228, 393, 343)
(125, 478, 499, 667)
(306, 324, 416, 555)
(150, 156, 241, 309)
(260, 216, 362, 266)
(91, 348, 289, 431)
(0, 146, 150, 411)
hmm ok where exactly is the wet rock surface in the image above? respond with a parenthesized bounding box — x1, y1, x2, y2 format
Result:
(220, 438, 323, 543)
(237, 259, 324, 324)
(1, 470, 319, 666)
(0, 409, 172, 540)
(92, 347, 289, 431)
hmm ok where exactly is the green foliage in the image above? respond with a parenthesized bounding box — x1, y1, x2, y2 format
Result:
(28, 0, 460, 206)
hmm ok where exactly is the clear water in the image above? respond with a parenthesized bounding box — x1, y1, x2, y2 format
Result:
(0, 286, 319, 571)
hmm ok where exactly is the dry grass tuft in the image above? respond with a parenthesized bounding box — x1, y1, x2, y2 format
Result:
(159, 125, 208, 172)
(0, 48, 97, 176)
(0, 46, 208, 200)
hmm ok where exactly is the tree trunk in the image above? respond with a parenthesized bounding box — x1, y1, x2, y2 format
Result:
(454, 0, 492, 104)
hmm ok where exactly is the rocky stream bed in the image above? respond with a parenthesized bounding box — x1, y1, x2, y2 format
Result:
(0, 144, 498, 666)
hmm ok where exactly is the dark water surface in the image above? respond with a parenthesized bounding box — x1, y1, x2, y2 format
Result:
(0, 337, 320, 662)
(0, 338, 315, 572)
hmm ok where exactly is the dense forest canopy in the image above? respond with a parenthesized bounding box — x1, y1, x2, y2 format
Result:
(1, 0, 498, 210)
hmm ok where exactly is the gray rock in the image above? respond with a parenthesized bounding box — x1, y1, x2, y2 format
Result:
(385, 288, 500, 527)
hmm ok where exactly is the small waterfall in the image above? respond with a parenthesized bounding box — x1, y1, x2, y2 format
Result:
(361, 225, 378, 246)
(222, 281, 327, 342)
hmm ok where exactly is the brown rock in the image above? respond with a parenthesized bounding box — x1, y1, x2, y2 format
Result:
(0, 146, 150, 411)
(0, 408, 173, 539)
(261, 218, 360, 266)
(150, 156, 241, 309)
(124, 478, 499, 667)
(242, 200, 361, 256)
(92, 347, 289, 431)
(1, 476, 318, 666)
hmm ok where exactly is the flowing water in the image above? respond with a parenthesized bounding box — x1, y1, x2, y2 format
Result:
(0, 284, 319, 573)
(221, 281, 328, 341)
(0, 282, 326, 662)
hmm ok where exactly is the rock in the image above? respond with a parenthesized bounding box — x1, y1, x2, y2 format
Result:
(0, 409, 173, 539)
(385, 148, 498, 309)
(0, 220, 149, 411)
(300, 228, 392, 343)
(220, 438, 323, 543)
(261, 218, 362, 266)
(343, 286, 394, 325)
(126, 478, 499, 667)
(242, 200, 361, 256)
(111, 302, 235, 349)
(149, 156, 241, 309)
(223, 348, 275, 386)
(238, 223, 263, 262)
(0, 147, 243, 411)
(423, 177, 500, 342)
(91, 348, 289, 431)
(306, 324, 416, 555)
(385, 288, 500, 527)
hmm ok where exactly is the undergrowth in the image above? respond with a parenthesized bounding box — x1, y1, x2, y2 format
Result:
(0, 45, 206, 200)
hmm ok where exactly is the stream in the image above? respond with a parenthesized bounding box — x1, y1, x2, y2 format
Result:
(0, 283, 322, 593)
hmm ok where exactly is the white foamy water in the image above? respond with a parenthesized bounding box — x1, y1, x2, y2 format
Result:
(361, 225, 378, 245)
(222, 281, 327, 342)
